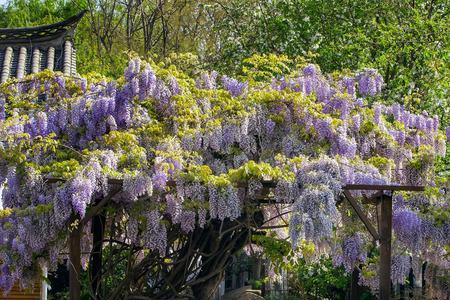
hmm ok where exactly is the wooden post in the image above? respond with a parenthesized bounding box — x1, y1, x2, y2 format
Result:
(378, 194, 392, 300)
(91, 213, 105, 299)
(343, 185, 425, 300)
(350, 268, 361, 300)
(69, 221, 82, 300)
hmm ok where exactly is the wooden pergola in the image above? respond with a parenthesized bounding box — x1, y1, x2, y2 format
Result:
(343, 184, 425, 300)
(51, 178, 425, 300)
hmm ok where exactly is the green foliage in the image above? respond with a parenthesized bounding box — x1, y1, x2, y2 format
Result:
(40, 159, 80, 178)
(0, 208, 13, 219)
(164, 53, 203, 77)
(183, 165, 213, 183)
(15, 203, 53, 217)
(103, 130, 147, 169)
(409, 145, 435, 170)
(290, 256, 350, 300)
(0, 0, 78, 27)
(242, 53, 293, 82)
(228, 160, 292, 182)
(209, 0, 450, 127)
(367, 156, 394, 177)
(252, 235, 292, 271)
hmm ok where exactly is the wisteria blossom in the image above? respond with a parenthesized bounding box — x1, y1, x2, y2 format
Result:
(0, 58, 448, 296)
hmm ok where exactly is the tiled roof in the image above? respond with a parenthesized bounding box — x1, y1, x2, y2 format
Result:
(0, 11, 85, 83)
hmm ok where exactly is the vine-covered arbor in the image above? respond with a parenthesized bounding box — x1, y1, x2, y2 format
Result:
(1, 51, 449, 300)
(60, 180, 427, 300)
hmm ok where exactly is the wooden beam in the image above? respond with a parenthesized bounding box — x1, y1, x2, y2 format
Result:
(91, 213, 106, 299)
(343, 184, 424, 191)
(343, 190, 380, 240)
(69, 221, 82, 300)
(378, 194, 393, 300)
(362, 191, 384, 205)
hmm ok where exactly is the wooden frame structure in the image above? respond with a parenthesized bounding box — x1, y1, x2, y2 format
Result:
(0, 9, 434, 300)
(343, 184, 425, 300)
(58, 180, 426, 300)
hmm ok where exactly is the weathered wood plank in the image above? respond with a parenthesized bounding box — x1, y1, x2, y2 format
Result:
(0, 281, 40, 300)
(378, 194, 393, 300)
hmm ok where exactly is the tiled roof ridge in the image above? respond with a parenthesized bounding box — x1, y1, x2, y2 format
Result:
(0, 10, 86, 44)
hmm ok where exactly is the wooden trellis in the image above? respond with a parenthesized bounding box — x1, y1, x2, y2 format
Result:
(343, 184, 425, 300)
(47, 179, 425, 299)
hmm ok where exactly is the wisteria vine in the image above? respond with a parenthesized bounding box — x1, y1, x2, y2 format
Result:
(0, 57, 449, 295)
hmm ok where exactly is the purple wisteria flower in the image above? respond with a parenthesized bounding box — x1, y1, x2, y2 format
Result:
(221, 75, 247, 97)
(341, 234, 367, 272)
(393, 209, 422, 250)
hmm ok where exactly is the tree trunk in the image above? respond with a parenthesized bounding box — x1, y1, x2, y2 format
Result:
(191, 272, 223, 300)
(191, 218, 251, 299)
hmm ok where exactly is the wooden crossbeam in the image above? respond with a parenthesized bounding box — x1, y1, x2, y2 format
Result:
(344, 184, 425, 191)
(343, 190, 380, 240)
(362, 190, 384, 205)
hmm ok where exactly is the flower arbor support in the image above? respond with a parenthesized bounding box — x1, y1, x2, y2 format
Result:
(58, 180, 122, 300)
(69, 221, 82, 300)
(60, 178, 426, 300)
(91, 213, 106, 298)
(343, 184, 425, 300)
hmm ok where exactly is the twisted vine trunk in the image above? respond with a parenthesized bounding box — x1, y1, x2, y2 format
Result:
(191, 216, 254, 299)
(191, 273, 224, 300)
(104, 208, 264, 299)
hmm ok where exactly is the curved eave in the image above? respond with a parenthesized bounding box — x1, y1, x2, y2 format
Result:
(0, 10, 86, 46)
